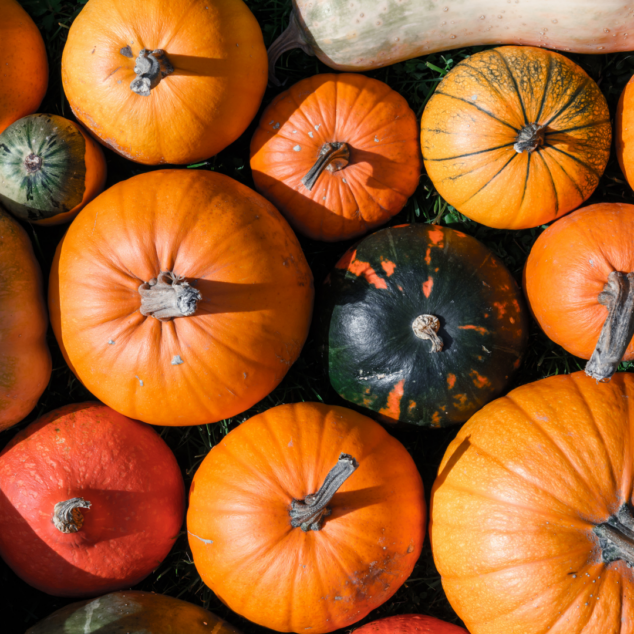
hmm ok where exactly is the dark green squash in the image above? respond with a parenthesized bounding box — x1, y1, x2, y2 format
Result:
(321, 224, 528, 427)
(26, 590, 243, 634)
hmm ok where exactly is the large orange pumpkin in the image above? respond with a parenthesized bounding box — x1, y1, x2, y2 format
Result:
(187, 402, 426, 633)
(250, 73, 421, 241)
(524, 203, 634, 381)
(49, 170, 314, 426)
(431, 371, 634, 634)
(0, 208, 51, 430)
(0, 0, 48, 135)
(421, 46, 611, 229)
(61, 0, 267, 165)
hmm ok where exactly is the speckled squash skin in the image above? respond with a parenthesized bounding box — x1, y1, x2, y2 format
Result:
(421, 46, 611, 230)
(26, 590, 244, 634)
(187, 402, 425, 634)
(321, 224, 528, 427)
(0, 208, 51, 431)
(353, 614, 468, 634)
(0, 0, 48, 134)
(0, 402, 185, 597)
(431, 371, 634, 634)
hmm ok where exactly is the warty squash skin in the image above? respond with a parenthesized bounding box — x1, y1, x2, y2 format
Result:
(0, 402, 185, 597)
(26, 590, 244, 634)
(61, 0, 268, 165)
(0, 208, 51, 431)
(431, 371, 634, 634)
(353, 614, 468, 634)
(187, 402, 426, 634)
(49, 170, 314, 426)
(0, 0, 48, 134)
(421, 46, 611, 230)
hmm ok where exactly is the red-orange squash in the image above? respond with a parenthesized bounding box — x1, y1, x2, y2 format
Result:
(524, 203, 634, 381)
(61, 0, 267, 165)
(422, 46, 611, 229)
(187, 402, 426, 633)
(0, 0, 48, 135)
(431, 371, 634, 634)
(353, 615, 467, 634)
(250, 73, 421, 241)
(49, 170, 314, 426)
(0, 402, 185, 597)
(0, 208, 51, 430)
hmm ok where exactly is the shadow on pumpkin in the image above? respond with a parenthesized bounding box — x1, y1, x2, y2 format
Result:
(327, 485, 404, 522)
(169, 54, 240, 79)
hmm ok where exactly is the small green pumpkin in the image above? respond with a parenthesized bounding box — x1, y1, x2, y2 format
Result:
(0, 113, 106, 225)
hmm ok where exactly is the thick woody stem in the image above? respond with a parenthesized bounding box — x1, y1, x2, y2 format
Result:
(412, 314, 443, 352)
(594, 504, 634, 566)
(302, 142, 350, 191)
(138, 271, 202, 322)
(53, 497, 92, 533)
(585, 271, 634, 382)
(289, 453, 358, 531)
(130, 49, 174, 96)
(267, 11, 313, 86)
(514, 123, 546, 153)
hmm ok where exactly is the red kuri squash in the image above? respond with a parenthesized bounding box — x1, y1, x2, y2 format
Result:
(353, 614, 467, 634)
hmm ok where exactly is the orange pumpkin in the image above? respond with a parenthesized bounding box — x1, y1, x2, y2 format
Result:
(250, 73, 421, 241)
(431, 371, 634, 634)
(0, 208, 51, 430)
(616, 75, 634, 188)
(422, 46, 611, 229)
(524, 203, 634, 381)
(0, 0, 48, 135)
(61, 0, 267, 165)
(49, 170, 314, 426)
(187, 402, 426, 633)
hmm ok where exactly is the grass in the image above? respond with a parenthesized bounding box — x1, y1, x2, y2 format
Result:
(3, 0, 634, 632)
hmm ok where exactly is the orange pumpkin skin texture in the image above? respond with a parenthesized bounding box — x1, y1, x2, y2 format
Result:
(49, 170, 314, 426)
(616, 76, 634, 188)
(421, 46, 611, 230)
(0, 0, 48, 135)
(251, 73, 421, 241)
(61, 0, 267, 165)
(430, 371, 634, 634)
(0, 402, 185, 597)
(187, 402, 426, 633)
(0, 208, 51, 430)
(353, 614, 467, 634)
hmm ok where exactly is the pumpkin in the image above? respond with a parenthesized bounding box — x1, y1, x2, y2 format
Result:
(524, 203, 634, 382)
(268, 1, 634, 83)
(353, 614, 468, 634)
(0, 114, 106, 225)
(250, 73, 421, 241)
(0, 402, 184, 597)
(26, 590, 243, 634)
(0, 208, 51, 431)
(321, 223, 528, 427)
(421, 46, 611, 230)
(187, 401, 425, 634)
(430, 371, 634, 634)
(49, 169, 314, 426)
(61, 0, 267, 165)
(616, 74, 634, 188)
(0, 0, 48, 135)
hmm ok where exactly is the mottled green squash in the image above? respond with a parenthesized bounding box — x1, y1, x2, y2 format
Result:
(26, 590, 243, 634)
(321, 224, 528, 427)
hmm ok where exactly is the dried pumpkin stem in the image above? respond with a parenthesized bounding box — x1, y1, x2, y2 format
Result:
(514, 123, 546, 153)
(289, 453, 358, 532)
(24, 153, 42, 174)
(585, 271, 634, 382)
(53, 497, 92, 534)
(412, 314, 443, 352)
(302, 142, 350, 191)
(267, 11, 312, 86)
(139, 271, 202, 322)
(130, 49, 174, 97)
(594, 504, 634, 565)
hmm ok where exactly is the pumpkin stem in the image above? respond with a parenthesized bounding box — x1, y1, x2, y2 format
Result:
(138, 271, 202, 322)
(53, 497, 92, 533)
(302, 142, 351, 191)
(130, 49, 174, 97)
(289, 453, 358, 532)
(594, 504, 634, 566)
(585, 271, 634, 382)
(514, 123, 546, 153)
(24, 153, 42, 174)
(412, 314, 443, 353)
(267, 11, 313, 86)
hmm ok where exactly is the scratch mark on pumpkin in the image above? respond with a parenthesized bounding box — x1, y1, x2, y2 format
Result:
(422, 277, 433, 298)
(459, 325, 489, 335)
(349, 259, 388, 290)
(379, 379, 405, 419)
(135, 375, 144, 387)
(171, 355, 184, 365)
(188, 531, 213, 545)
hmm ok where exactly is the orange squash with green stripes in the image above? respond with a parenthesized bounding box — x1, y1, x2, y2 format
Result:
(320, 224, 528, 427)
(421, 46, 611, 230)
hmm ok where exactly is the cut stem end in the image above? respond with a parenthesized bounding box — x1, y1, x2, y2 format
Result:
(139, 271, 202, 321)
(514, 123, 546, 153)
(53, 497, 92, 533)
(412, 314, 443, 352)
(130, 49, 174, 96)
(302, 142, 350, 191)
